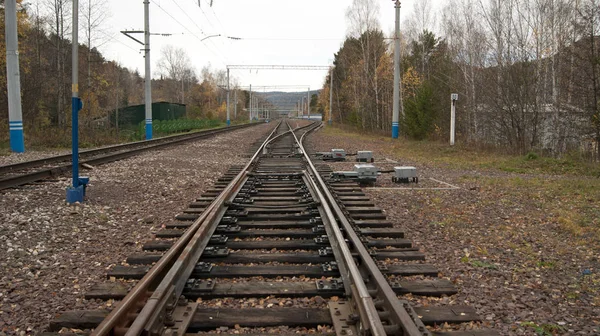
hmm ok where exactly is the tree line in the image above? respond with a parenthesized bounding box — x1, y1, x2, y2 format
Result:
(323, 0, 600, 159)
(0, 0, 249, 147)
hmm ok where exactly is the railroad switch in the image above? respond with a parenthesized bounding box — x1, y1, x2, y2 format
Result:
(216, 224, 241, 233)
(331, 164, 379, 184)
(225, 209, 248, 217)
(209, 235, 228, 245)
(314, 235, 330, 245)
(329, 301, 359, 336)
(194, 262, 214, 273)
(309, 217, 323, 225)
(322, 261, 339, 273)
(202, 247, 230, 258)
(185, 279, 216, 293)
(316, 278, 344, 292)
(220, 217, 238, 225)
(312, 225, 326, 233)
(316, 148, 347, 161)
(318, 247, 334, 257)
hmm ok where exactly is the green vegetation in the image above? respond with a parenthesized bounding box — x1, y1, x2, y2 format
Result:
(135, 119, 223, 139)
(520, 322, 566, 336)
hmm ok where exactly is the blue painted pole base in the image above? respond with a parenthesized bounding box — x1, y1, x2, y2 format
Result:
(66, 185, 85, 204)
(392, 123, 399, 139)
(328, 120, 332, 126)
(226, 119, 231, 126)
(145, 119, 153, 140)
(9, 124, 25, 153)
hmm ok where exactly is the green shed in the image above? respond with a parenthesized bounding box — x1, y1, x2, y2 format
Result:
(111, 102, 187, 126)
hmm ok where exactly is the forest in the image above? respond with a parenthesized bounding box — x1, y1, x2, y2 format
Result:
(320, 0, 600, 159)
(0, 0, 249, 147)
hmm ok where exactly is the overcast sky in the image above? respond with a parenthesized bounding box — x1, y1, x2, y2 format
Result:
(100, 0, 444, 91)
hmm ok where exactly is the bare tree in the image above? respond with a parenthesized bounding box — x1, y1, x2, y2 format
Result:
(45, 0, 71, 127)
(157, 45, 196, 104)
(81, 0, 110, 89)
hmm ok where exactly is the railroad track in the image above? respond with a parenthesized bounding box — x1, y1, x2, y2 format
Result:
(0, 123, 258, 190)
(47, 119, 497, 336)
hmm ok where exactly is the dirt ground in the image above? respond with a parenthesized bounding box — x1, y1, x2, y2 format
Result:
(306, 126, 599, 336)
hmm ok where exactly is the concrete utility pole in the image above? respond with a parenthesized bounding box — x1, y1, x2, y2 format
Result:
(226, 68, 230, 126)
(234, 90, 237, 119)
(5, 0, 24, 153)
(144, 0, 152, 140)
(392, 0, 402, 139)
(450, 94, 458, 145)
(249, 85, 252, 121)
(329, 67, 333, 125)
(307, 88, 310, 118)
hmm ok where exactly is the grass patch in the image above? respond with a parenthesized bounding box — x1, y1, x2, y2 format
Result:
(322, 126, 600, 177)
(469, 260, 498, 270)
(520, 322, 566, 336)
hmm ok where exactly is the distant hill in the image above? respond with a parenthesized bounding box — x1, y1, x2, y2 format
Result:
(255, 90, 322, 113)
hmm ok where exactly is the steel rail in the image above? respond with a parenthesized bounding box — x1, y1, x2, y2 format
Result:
(91, 120, 318, 336)
(294, 123, 430, 336)
(91, 121, 282, 336)
(0, 124, 258, 190)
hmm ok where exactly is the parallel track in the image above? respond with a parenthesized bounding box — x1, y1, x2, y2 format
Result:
(0, 123, 258, 190)
(48, 120, 497, 336)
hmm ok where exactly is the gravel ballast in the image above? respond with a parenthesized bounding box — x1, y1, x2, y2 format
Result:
(0, 123, 273, 334)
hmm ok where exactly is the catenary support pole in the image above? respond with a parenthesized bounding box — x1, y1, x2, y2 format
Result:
(307, 88, 310, 119)
(5, 0, 25, 153)
(144, 0, 152, 140)
(249, 84, 252, 121)
(329, 67, 333, 126)
(392, 0, 401, 139)
(226, 68, 230, 126)
(234, 90, 237, 119)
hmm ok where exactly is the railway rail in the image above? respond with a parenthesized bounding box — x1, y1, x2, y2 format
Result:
(48, 119, 497, 336)
(0, 123, 258, 191)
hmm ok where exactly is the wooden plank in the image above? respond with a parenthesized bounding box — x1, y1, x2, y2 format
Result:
(340, 201, 375, 206)
(345, 207, 383, 214)
(222, 240, 324, 250)
(360, 228, 405, 238)
(208, 252, 335, 264)
(374, 251, 426, 261)
(188, 308, 332, 330)
(337, 196, 371, 201)
(415, 306, 481, 325)
(237, 220, 315, 229)
(366, 239, 412, 248)
(433, 331, 501, 336)
(84, 283, 128, 300)
(107, 265, 149, 279)
(351, 213, 387, 220)
(176, 213, 199, 221)
(155, 229, 185, 238)
(353, 220, 394, 228)
(48, 310, 109, 331)
(127, 253, 162, 264)
(165, 222, 192, 229)
(183, 281, 343, 299)
(393, 280, 457, 296)
(193, 265, 335, 278)
(385, 264, 439, 276)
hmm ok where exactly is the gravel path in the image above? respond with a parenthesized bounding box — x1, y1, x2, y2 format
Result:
(0, 123, 273, 335)
(306, 128, 600, 336)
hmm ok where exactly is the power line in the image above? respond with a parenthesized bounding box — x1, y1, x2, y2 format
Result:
(149, 0, 229, 67)
(171, 0, 205, 36)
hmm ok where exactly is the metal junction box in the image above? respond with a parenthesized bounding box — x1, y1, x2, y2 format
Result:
(356, 151, 374, 162)
(392, 166, 418, 183)
(331, 149, 346, 161)
(331, 164, 379, 184)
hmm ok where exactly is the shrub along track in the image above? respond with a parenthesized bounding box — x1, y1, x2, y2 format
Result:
(47, 120, 497, 336)
(0, 124, 258, 191)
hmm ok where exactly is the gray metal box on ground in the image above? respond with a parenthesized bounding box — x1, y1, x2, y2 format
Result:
(393, 166, 418, 183)
(356, 151, 374, 162)
(331, 149, 346, 160)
